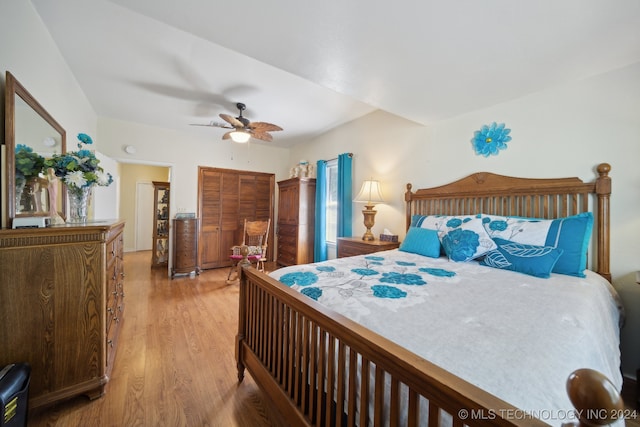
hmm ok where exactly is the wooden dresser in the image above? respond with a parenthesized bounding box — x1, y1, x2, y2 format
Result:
(0, 220, 125, 409)
(276, 177, 316, 266)
(171, 217, 200, 278)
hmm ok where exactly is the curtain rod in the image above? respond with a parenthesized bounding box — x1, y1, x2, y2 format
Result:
(325, 152, 353, 162)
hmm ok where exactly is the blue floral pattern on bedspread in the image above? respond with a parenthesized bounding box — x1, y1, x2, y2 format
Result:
(380, 272, 426, 285)
(271, 250, 460, 317)
(419, 267, 457, 277)
(279, 271, 318, 287)
(371, 285, 407, 298)
(301, 287, 323, 300)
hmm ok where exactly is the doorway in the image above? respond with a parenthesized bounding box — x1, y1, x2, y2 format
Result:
(135, 182, 154, 251)
(119, 163, 170, 253)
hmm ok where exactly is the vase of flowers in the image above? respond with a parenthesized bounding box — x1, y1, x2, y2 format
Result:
(14, 144, 45, 213)
(44, 133, 113, 223)
(67, 185, 93, 223)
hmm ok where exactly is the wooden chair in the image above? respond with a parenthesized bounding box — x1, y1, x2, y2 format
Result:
(226, 218, 270, 283)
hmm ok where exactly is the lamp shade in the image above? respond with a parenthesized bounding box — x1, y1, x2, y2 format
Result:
(354, 180, 385, 205)
(230, 130, 251, 143)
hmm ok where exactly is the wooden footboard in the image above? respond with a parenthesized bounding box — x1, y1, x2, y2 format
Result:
(236, 266, 548, 427)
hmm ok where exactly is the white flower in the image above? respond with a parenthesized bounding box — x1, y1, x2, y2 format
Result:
(64, 170, 87, 189)
(95, 170, 111, 186)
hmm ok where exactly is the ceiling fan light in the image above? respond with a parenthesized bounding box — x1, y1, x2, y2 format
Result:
(230, 130, 251, 143)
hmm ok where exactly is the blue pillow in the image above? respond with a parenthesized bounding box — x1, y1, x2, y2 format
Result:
(481, 212, 593, 277)
(480, 238, 564, 278)
(399, 227, 441, 258)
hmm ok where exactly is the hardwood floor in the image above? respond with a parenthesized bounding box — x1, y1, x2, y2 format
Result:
(28, 251, 277, 427)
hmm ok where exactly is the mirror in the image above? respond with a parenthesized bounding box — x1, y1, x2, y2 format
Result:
(5, 71, 66, 225)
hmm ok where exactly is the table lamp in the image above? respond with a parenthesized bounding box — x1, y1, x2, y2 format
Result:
(354, 179, 385, 241)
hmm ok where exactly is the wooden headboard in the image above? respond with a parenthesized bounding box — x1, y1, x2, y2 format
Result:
(405, 163, 612, 281)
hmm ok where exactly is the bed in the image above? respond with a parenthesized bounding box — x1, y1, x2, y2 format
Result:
(235, 163, 620, 426)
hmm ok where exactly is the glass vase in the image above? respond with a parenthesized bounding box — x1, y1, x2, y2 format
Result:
(67, 186, 92, 223)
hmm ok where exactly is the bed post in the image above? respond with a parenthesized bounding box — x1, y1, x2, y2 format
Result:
(405, 183, 414, 231)
(236, 246, 252, 382)
(595, 163, 611, 282)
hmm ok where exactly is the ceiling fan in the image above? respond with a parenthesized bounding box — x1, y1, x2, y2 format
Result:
(192, 102, 283, 143)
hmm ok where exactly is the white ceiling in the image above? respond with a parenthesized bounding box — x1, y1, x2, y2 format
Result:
(31, 0, 640, 148)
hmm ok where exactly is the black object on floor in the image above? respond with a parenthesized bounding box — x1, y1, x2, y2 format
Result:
(0, 363, 31, 427)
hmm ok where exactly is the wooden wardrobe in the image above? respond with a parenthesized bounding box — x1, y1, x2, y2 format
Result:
(198, 167, 275, 270)
(276, 177, 316, 266)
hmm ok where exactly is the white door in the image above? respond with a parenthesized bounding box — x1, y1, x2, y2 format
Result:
(135, 182, 155, 251)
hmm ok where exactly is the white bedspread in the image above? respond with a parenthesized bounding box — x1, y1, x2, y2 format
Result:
(269, 249, 622, 425)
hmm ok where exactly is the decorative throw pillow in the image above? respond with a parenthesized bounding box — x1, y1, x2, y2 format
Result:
(399, 227, 441, 258)
(481, 212, 593, 277)
(480, 238, 564, 278)
(412, 214, 496, 261)
(437, 217, 497, 262)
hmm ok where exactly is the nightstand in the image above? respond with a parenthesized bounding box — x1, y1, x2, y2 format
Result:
(336, 237, 400, 258)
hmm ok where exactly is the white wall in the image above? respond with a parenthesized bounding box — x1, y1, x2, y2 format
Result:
(291, 62, 640, 377)
(96, 116, 292, 220)
(0, 0, 118, 225)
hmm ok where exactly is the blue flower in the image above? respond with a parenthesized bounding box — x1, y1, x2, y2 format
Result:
(396, 261, 416, 266)
(371, 285, 407, 299)
(279, 272, 318, 287)
(77, 133, 93, 147)
(488, 220, 508, 232)
(369, 261, 383, 266)
(441, 228, 480, 262)
(380, 272, 426, 285)
(446, 218, 463, 228)
(364, 256, 384, 261)
(316, 266, 336, 272)
(472, 122, 511, 157)
(351, 268, 379, 276)
(301, 287, 322, 300)
(419, 268, 456, 277)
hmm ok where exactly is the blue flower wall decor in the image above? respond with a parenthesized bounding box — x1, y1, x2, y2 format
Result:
(472, 122, 511, 157)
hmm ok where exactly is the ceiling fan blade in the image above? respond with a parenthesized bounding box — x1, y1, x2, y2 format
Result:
(222, 131, 233, 140)
(219, 113, 244, 128)
(251, 131, 273, 142)
(190, 121, 233, 129)
(249, 121, 283, 132)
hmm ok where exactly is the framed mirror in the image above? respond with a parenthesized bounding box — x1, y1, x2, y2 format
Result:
(5, 71, 66, 225)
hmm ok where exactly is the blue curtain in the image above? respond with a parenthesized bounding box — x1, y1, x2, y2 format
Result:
(337, 153, 353, 238)
(314, 160, 327, 262)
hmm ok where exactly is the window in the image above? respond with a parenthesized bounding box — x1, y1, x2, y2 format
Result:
(325, 159, 338, 243)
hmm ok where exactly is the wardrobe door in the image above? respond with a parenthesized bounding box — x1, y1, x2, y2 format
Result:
(238, 174, 275, 260)
(199, 169, 239, 269)
(198, 167, 274, 269)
